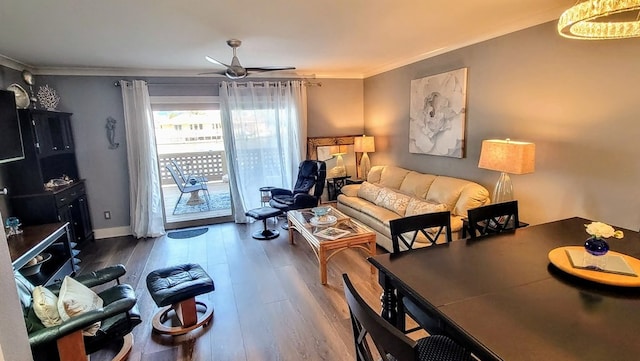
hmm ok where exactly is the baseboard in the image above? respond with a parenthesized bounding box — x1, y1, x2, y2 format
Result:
(94, 226, 132, 239)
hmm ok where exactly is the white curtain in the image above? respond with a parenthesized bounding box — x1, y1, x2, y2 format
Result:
(120, 80, 165, 238)
(220, 81, 307, 223)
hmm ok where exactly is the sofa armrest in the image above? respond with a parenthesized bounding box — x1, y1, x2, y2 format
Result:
(340, 184, 360, 197)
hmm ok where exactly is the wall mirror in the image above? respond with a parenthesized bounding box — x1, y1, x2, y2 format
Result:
(307, 136, 362, 179)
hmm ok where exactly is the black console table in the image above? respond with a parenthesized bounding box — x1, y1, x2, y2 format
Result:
(326, 176, 351, 201)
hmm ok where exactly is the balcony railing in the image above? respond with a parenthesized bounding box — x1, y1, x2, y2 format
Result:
(159, 148, 285, 186)
(159, 151, 227, 185)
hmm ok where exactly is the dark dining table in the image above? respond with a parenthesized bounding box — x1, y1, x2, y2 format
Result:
(368, 217, 640, 361)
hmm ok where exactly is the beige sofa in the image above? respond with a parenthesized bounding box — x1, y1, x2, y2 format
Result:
(337, 165, 490, 252)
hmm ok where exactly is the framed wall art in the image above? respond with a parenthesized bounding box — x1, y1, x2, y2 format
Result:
(409, 67, 467, 158)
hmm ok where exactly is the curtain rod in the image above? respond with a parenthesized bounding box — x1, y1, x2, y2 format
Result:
(113, 80, 321, 87)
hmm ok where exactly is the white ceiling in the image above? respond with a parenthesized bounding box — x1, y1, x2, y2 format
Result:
(0, 0, 573, 79)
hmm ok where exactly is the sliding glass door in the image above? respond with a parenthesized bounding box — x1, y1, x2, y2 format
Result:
(151, 97, 232, 229)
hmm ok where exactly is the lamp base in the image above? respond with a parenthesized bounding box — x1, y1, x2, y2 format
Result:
(360, 152, 371, 180)
(493, 172, 514, 204)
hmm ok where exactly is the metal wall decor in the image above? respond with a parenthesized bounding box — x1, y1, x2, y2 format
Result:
(37, 84, 60, 111)
(106, 116, 119, 149)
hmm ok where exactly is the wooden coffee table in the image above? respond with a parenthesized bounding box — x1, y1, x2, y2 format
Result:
(287, 206, 376, 285)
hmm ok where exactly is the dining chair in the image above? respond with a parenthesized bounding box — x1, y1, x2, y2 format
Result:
(342, 274, 473, 361)
(466, 200, 519, 239)
(389, 211, 452, 335)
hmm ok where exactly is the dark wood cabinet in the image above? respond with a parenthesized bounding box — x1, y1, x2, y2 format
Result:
(6, 110, 93, 245)
(28, 110, 75, 156)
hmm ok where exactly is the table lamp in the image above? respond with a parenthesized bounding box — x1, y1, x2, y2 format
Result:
(329, 145, 348, 178)
(354, 135, 375, 180)
(478, 139, 535, 203)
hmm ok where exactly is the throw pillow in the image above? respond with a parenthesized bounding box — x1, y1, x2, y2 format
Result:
(357, 181, 381, 203)
(378, 190, 411, 216)
(57, 276, 104, 336)
(33, 286, 62, 327)
(373, 187, 392, 206)
(405, 198, 448, 216)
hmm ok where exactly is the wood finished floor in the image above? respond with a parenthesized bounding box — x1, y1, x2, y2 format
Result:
(81, 218, 395, 361)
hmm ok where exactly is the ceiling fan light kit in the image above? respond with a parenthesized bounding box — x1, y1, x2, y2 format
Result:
(558, 0, 640, 39)
(204, 39, 295, 79)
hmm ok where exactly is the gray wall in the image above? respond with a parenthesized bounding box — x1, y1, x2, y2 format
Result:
(364, 20, 640, 230)
(0, 74, 364, 232)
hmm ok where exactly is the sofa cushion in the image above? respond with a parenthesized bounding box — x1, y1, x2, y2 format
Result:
(374, 188, 411, 216)
(361, 202, 402, 225)
(367, 166, 384, 184)
(357, 182, 381, 203)
(33, 286, 63, 327)
(425, 176, 469, 214)
(405, 198, 448, 216)
(399, 172, 437, 199)
(379, 166, 410, 189)
(58, 276, 104, 336)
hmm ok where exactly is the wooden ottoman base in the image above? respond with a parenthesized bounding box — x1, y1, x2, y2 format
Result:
(151, 297, 214, 335)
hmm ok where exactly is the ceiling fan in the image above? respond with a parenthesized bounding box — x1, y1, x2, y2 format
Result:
(203, 39, 296, 80)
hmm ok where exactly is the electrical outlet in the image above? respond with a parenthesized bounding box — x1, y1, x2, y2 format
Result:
(104, 211, 111, 220)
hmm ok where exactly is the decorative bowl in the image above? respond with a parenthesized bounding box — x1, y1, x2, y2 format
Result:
(20, 253, 51, 276)
(311, 206, 330, 217)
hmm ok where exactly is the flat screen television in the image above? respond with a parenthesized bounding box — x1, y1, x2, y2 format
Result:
(0, 89, 25, 164)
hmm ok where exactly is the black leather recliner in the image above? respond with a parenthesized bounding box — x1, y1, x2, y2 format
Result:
(269, 160, 327, 211)
(15, 265, 141, 361)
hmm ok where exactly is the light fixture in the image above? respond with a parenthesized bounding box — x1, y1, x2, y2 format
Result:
(354, 135, 375, 180)
(329, 145, 348, 178)
(558, 0, 640, 40)
(478, 139, 535, 203)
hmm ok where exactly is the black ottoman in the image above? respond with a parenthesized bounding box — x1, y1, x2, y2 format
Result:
(245, 207, 283, 240)
(146, 263, 214, 335)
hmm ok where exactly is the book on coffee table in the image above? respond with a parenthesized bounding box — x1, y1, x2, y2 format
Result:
(313, 227, 350, 241)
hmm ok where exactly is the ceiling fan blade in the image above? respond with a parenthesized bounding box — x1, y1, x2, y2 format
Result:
(245, 66, 296, 72)
(205, 56, 230, 68)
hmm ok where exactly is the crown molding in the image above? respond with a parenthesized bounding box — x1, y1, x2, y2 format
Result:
(0, 54, 34, 72)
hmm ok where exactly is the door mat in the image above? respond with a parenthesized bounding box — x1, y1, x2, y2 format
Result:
(167, 228, 209, 239)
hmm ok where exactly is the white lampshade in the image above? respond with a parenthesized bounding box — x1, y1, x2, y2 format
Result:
(354, 135, 375, 153)
(478, 139, 535, 203)
(330, 145, 347, 156)
(478, 139, 535, 175)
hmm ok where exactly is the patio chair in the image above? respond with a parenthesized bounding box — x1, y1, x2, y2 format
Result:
(171, 159, 208, 185)
(166, 165, 211, 214)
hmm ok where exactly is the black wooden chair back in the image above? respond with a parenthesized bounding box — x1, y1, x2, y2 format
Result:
(467, 200, 519, 239)
(389, 211, 452, 254)
(342, 274, 473, 361)
(342, 274, 417, 361)
(388, 211, 452, 335)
